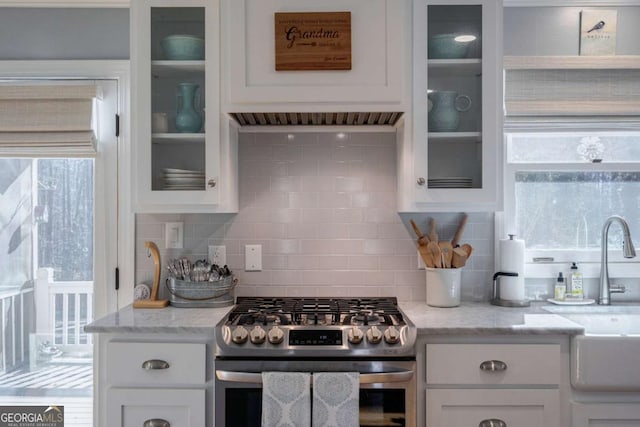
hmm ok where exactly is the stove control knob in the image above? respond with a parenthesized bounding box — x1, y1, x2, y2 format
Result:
(347, 327, 364, 344)
(366, 326, 383, 344)
(384, 326, 401, 345)
(250, 326, 267, 345)
(231, 326, 249, 344)
(268, 326, 285, 345)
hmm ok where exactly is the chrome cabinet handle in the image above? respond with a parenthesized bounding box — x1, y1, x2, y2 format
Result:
(479, 360, 507, 372)
(417, 177, 426, 186)
(143, 419, 170, 427)
(215, 370, 413, 385)
(479, 419, 506, 427)
(141, 359, 170, 370)
(208, 179, 216, 188)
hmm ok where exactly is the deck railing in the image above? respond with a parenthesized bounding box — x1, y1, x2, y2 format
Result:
(35, 268, 93, 354)
(0, 285, 34, 372)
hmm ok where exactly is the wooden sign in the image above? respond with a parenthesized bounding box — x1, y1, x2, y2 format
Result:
(274, 12, 351, 71)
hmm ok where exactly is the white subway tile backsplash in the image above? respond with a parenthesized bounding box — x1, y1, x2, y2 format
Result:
(135, 132, 495, 302)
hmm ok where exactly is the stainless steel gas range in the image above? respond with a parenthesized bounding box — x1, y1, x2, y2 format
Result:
(214, 297, 417, 427)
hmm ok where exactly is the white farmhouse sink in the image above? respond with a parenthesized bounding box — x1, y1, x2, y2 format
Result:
(543, 305, 640, 391)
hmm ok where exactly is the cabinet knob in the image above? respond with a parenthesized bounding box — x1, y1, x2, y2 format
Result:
(143, 419, 170, 427)
(479, 360, 507, 372)
(141, 359, 170, 370)
(417, 177, 426, 186)
(479, 419, 506, 427)
(208, 179, 217, 188)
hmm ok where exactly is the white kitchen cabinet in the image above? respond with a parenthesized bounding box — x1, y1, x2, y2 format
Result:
(427, 389, 559, 426)
(131, 0, 238, 213)
(95, 334, 214, 427)
(107, 388, 205, 427)
(419, 340, 565, 427)
(398, 0, 502, 212)
(572, 402, 640, 427)
(221, 0, 409, 112)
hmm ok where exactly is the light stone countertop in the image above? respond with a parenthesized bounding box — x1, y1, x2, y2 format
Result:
(85, 304, 233, 334)
(86, 301, 584, 336)
(400, 301, 584, 335)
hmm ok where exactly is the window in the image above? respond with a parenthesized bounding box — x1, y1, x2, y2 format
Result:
(504, 127, 640, 276)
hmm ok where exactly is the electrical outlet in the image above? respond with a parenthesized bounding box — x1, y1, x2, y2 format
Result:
(245, 244, 262, 271)
(208, 245, 226, 266)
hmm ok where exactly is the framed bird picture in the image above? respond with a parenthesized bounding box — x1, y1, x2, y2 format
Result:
(580, 10, 617, 56)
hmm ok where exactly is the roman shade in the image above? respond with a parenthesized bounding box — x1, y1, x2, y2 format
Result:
(0, 82, 99, 157)
(503, 56, 640, 120)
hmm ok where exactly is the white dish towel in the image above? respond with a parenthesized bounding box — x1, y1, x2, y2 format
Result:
(312, 372, 360, 427)
(262, 372, 311, 427)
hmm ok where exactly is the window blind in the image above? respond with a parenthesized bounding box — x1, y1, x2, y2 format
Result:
(504, 69, 640, 118)
(0, 82, 99, 157)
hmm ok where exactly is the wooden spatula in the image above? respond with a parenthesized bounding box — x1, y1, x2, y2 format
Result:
(438, 241, 453, 268)
(428, 241, 442, 268)
(418, 245, 435, 268)
(428, 218, 438, 243)
(461, 243, 473, 260)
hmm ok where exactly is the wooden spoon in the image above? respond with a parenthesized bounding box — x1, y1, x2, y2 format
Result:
(409, 219, 430, 246)
(438, 241, 453, 268)
(418, 245, 435, 268)
(451, 247, 468, 268)
(451, 213, 468, 247)
(428, 241, 442, 268)
(461, 243, 473, 260)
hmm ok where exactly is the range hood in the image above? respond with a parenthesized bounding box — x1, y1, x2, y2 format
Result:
(229, 111, 403, 127)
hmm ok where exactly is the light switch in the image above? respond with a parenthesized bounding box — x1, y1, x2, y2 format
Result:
(165, 222, 184, 249)
(245, 244, 262, 271)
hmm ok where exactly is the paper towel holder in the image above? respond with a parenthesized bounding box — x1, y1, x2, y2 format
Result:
(490, 271, 531, 307)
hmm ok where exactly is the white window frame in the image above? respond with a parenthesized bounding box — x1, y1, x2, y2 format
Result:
(0, 60, 133, 315)
(502, 122, 640, 279)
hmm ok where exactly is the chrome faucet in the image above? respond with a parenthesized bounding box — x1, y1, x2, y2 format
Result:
(598, 215, 636, 305)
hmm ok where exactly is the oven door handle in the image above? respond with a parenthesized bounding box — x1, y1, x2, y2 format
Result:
(215, 370, 414, 385)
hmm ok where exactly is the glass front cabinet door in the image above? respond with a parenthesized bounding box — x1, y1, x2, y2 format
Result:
(131, 0, 236, 212)
(408, 0, 502, 211)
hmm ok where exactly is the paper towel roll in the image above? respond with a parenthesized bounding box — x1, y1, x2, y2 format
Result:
(498, 235, 525, 301)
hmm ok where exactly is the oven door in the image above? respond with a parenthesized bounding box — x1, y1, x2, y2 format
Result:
(214, 359, 416, 427)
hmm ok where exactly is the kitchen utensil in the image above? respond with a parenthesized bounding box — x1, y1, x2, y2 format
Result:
(161, 34, 205, 60)
(428, 218, 438, 243)
(461, 243, 473, 260)
(418, 245, 435, 268)
(451, 247, 468, 268)
(428, 241, 442, 268)
(133, 241, 169, 308)
(451, 213, 468, 247)
(410, 219, 429, 246)
(438, 241, 453, 268)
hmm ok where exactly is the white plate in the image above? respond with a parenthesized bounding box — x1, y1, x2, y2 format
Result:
(547, 298, 596, 305)
(163, 173, 205, 178)
(164, 177, 204, 184)
(162, 168, 204, 174)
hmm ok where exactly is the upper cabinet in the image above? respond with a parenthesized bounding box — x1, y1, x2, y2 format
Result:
(131, 0, 238, 213)
(221, 0, 410, 112)
(398, 0, 502, 212)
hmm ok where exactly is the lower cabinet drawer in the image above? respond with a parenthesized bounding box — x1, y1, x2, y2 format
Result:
(107, 388, 205, 427)
(426, 389, 560, 427)
(426, 344, 560, 385)
(106, 342, 206, 386)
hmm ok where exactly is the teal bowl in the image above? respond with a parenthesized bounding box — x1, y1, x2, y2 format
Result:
(161, 35, 205, 60)
(428, 34, 469, 59)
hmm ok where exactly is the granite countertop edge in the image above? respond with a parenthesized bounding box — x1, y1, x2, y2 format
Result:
(85, 301, 585, 336)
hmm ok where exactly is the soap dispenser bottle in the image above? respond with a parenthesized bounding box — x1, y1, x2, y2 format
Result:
(568, 262, 584, 299)
(554, 272, 566, 300)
